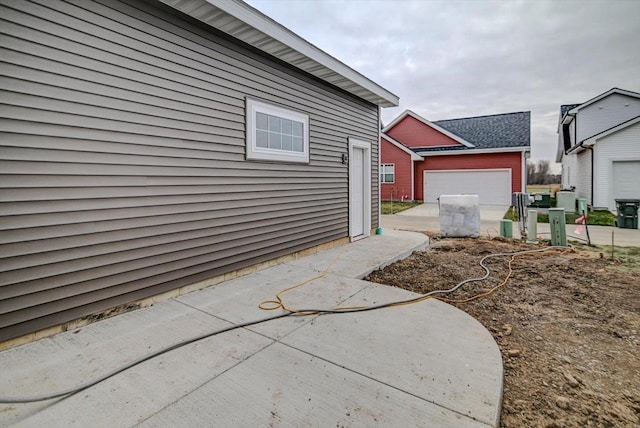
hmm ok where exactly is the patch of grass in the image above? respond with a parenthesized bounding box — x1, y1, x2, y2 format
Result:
(503, 206, 518, 221)
(381, 200, 420, 215)
(537, 210, 616, 226)
(572, 242, 640, 272)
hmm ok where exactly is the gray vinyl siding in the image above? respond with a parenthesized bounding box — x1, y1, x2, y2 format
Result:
(0, 0, 380, 341)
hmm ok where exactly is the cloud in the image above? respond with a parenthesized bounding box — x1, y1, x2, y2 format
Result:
(246, 0, 640, 166)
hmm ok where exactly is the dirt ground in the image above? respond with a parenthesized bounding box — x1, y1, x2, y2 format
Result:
(366, 237, 640, 427)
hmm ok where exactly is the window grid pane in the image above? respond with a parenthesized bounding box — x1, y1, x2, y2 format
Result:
(256, 129, 268, 148)
(256, 112, 268, 131)
(258, 112, 304, 154)
(380, 164, 394, 183)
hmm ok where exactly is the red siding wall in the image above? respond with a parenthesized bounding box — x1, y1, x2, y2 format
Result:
(387, 116, 462, 148)
(413, 152, 523, 200)
(380, 137, 414, 200)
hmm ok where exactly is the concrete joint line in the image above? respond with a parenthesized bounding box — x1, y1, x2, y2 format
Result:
(278, 341, 493, 427)
(133, 339, 279, 427)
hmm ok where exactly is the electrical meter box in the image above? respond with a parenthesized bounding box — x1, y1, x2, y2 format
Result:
(556, 191, 576, 214)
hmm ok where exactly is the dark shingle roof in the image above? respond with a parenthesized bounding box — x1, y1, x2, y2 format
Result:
(560, 104, 580, 116)
(425, 111, 530, 151)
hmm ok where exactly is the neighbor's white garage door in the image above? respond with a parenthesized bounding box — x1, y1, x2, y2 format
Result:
(424, 169, 512, 205)
(611, 160, 640, 210)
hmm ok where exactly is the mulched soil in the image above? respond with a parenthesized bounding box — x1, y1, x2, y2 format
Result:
(366, 236, 640, 427)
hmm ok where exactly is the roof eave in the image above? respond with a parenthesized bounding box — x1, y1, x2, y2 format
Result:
(382, 134, 424, 161)
(415, 146, 530, 156)
(159, 0, 398, 107)
(383, 110, 475, 147)
(569, 87, 640, 114)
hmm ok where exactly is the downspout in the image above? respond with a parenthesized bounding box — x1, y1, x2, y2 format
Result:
(575, 140, 594, 207)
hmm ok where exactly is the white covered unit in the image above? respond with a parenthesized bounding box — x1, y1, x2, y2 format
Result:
(439, 194, 481, 237)
(424, 169, 511, 205)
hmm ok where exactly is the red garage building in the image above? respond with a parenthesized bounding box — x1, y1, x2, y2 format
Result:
(380, 110, 530, 205)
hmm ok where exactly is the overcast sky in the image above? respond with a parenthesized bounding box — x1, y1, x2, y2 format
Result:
(245, 0, 640, 168)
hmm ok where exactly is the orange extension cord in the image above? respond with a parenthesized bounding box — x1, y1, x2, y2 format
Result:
(259, 245, 570, 314)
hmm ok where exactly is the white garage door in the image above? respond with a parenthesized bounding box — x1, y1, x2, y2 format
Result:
(424, 169, 512, 205)
(611, 160, 640, 210)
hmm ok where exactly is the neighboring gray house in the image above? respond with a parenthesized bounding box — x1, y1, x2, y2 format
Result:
(0, 0, 398, 342)
(556, 88, 640, 211)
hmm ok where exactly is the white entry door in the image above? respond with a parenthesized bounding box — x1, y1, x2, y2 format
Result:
(349, 138, 371, 240)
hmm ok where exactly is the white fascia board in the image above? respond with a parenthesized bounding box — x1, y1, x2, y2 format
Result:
(382, 109, 413, 132)
(555, 141, 564, 163)
(382, 110, 475, 147)
(566, 144, 586, 155)
(416, 146, 529, 157)
(568, 88, 640, 114)
(161, 0, 398, 107)
(561, 113, 574, 125)
(382, 134, 424, 161)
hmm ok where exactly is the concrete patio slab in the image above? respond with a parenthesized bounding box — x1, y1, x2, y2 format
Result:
(138, 342, 487, 428)
(282, 286, 503, 427)
(284, 229, 429, 278)
(0, 299, 272, 427)
(0, 230, 503, 428)
(178, 267, 373, 340)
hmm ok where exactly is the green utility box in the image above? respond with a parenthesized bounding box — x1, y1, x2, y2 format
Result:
(615, 199, 640, 229)
(548, 208, 567, 246)
(530, 193, 552, 208)
(556, 191, 576, 213)
(500, 219, 513, 238)
(577, 198, 588, 215)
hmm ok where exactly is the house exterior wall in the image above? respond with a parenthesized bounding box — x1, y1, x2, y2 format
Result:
(380, 137, 413, 200)
(386, 116, 461, 148)
(592, 121, 640, 210)
(0, 0, 380, 341)
(575, 93, 640, 143)
(561, 151, 579, 190)
(576, 149, 592, 204)
(413, 152, 523, 201)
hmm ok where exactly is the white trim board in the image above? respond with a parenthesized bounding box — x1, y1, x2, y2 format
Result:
(160, 0, 398, 107)
(415, 147, 529, 156)
(349, 137, 372, 241)
(381, 134, 424, 161)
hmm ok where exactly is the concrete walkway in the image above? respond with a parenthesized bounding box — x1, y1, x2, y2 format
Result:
(384, 204, 640, 246)
(397, 203, 510, 222)
(0, 230, 503, 428)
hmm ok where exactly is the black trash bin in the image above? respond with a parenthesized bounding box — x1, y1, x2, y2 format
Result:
(615, 199, 640, 229)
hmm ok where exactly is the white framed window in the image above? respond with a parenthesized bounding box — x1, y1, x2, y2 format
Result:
(380, 163, 395, 183)
(246, 98, 309, 163)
